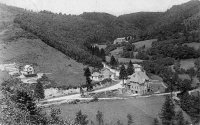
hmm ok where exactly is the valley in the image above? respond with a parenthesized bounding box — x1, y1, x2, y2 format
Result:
(0, 0, 200, 125)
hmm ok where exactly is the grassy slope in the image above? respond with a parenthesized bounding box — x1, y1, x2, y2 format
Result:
(58, 96, 165, 125)
(184, 42, 200, 50)
(180, 59, 195, 70)
(133, 39, 157, 50)
(0, 5, 85, 86)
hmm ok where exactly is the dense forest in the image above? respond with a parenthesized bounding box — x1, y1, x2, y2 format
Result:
(13, 0, 200, 67)
(14, 11, 138, 67)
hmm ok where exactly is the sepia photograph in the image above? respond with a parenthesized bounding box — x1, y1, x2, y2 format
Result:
(0, 0, 199, 124)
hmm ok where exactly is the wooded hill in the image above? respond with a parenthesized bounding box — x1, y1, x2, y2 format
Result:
(11, 0, 200, 66)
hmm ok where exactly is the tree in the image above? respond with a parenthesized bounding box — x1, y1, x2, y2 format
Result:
(0, 78, 65, 125)
(178, 79, 192, 93)
(110, 55, 118, 68)
(34, 80, 45, 100)
(127, 61, 134, 75)
(84, 67, 91, 77)
(96, 111, 104, 125)
(136, 51, 149, 60)
(127, 114, 134, 125)
(160, 96, 175, 125)
(175, 111, 185, 125)
(75, 110, 88, 125)
(84, 67, 93, 91)
(0, 79, 48, 124)
(100, 48, 106, 62)
(119, 64, 128, 85)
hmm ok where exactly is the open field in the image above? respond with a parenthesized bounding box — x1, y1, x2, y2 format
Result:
(184, 42, 200, 50)
(57, 96, 165, 125)
(180, 59, 195, 70)
(106, 56, 143, 64)
(0, 6, 85, 86)
(133, 39, 157, 50)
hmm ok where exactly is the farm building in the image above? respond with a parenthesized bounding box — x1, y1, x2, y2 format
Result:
(101, 68, 115, 79)
(113, 37, 128, 44)
(91, 63, 120, 81)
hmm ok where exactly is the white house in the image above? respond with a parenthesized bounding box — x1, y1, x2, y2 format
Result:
(133, 64, 142, 72)
(113, 37, 128, 44)
(21, 65, 35, 76)
(91, 72, 102, 81)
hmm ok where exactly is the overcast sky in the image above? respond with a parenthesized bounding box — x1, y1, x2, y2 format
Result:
(0, 0, 191, 16)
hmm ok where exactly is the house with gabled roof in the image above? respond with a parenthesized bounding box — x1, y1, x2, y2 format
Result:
(113, 37, 128, 44)
(126, 71, 150, 95)
(100, 68, 115, 79)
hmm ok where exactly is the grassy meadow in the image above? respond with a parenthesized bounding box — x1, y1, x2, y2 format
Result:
(57, 96, 165, 125)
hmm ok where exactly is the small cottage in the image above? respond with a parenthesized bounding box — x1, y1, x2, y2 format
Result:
(20, 65, 36, 77)
(101, 68, 115, 79)
(91, 72, 102, 81)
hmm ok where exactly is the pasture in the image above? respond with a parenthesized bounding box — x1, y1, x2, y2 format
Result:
(106, 56, 143, 64)
(180, 59, 195, 70)
(57, 96, 165, 125)
(184, 42, 200, 50)
(133, 39, 157, 50)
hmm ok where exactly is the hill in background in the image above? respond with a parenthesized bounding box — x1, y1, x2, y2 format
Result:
(0, 4, 85, 87)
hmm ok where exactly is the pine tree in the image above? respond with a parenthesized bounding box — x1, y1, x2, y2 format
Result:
(127, 61, 134, 75)
(96, 111, 104, 125)
(119, 64, 127, 85)
(84, 67, 93, 91)
(110, 55, 117, 68)
(100, 49, 106, 62)
(84, 67, 91, 77)
(175, 111, 185, 125)
(34, 81, 45, 100)
(160, 96, 175, 125)
(75, 110, 88, 125)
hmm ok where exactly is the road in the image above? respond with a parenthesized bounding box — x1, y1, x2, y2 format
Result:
(40, 80, 125, 104)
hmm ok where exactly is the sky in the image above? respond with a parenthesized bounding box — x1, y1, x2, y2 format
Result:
(0, 0, 191, 16)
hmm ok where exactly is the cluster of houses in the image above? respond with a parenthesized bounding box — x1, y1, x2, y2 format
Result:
(91, 63, 167, 95)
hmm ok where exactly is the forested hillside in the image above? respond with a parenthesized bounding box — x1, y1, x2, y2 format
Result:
(12, 0, 200, 67)
(119, 0, 200, 39)
(14, 11, 138, 67)
(146, 0, 200, 39)
(118, 12, 163, 30)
